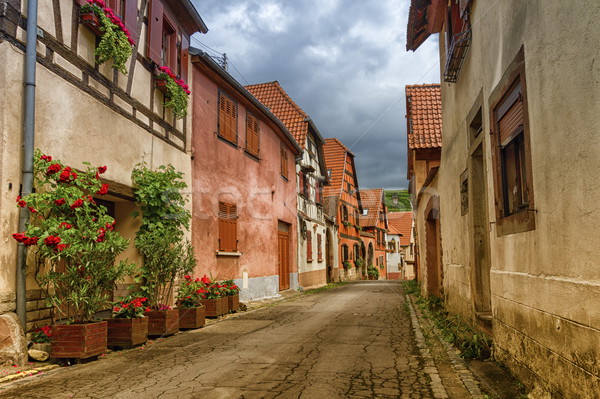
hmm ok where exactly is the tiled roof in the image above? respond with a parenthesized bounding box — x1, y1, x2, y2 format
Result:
(387, 224, 401, 235)
(323, 138, 350, 198)
(406, 84, 442, 149)
(359, 189, 384, 227)
(388, 212, 413, 246)
(245, 81, 310, 148)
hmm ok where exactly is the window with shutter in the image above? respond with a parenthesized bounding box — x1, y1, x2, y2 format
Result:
(245, 112, 260, 157)
(280, 146, 288, 180)
(317, 233, 322, 261)
(489, 48, 535, 235)
(146, 0, 189, 76)
(306, 230, 313, 261)
(218, 202, 237, 252)
(218, 92, 237, 145)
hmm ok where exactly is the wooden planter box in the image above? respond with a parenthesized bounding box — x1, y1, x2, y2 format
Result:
(80, 11, 103, 37)
(105, 317, 148, 348)
(51, 321, 107, 359)
(178, 306, 206, 329)
(199, 297, 228, 318)
(227, 294, 240, 313)
(155, 77, 168, 94)
(146, 309, 179, 337)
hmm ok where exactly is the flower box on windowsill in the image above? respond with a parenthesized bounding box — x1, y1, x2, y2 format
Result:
(154, 77, 168, 94)
(80, 11, 103, 37)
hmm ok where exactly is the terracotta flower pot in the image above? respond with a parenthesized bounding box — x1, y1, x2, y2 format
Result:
(227, 294, 240, 313)
(105, 317, 148, 348)
(178, 305, 206, 329)
(79, 11, 103, 37)
(199, 297, 228, 318)
(146, 309, 179, 337)
(51, 321, 107, 359)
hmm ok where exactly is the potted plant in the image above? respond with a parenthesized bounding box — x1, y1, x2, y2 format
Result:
(132, 163, 196, 337)
(343, 261, 352, 270)
(30, 325, 52, 354)
(367, 266, 380, 280)
(221, 280, 241, 313)
(176, 276, 206, 329)
(106, 296, 150, 348)
(198, 276, 228, 318)
(13, 151, 133, 359)
(155, 66, 191, 119)
(79, 0, 135, 74)
(355, 257, 365, 269)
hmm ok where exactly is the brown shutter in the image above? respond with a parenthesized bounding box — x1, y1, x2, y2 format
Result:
(496, 83, 523, 145)
(317, 233, 322, 261)
(219, 202, 237, 252)
(306, 230, 312, 260)
(124, 0, 138, 44)
(147, 0, 163, 65)
(180, 33, 189, 82)
(246, 113, 259, 156)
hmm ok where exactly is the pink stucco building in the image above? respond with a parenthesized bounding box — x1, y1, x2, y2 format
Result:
(190, 49, 302, 301)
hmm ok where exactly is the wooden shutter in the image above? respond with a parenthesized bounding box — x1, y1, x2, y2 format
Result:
(123, 0, 139, 44)
(180, 33, 189, 82)
(246, 113, 260, 156)
(147, 0, 163, 65)
(219, 202, 237, 252)
(306, 230, 312, 260)
(219, 93, 237, 143)
(496, 83, 523, 145)
(317, 233, 322, 261)
(281, 146, 288, 178)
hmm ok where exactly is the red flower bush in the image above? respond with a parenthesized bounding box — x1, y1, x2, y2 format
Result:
(12, 150, 133, 323)
(96, 183, 109, 196)
(113, 296, 150, 319)
(31, 325, 52, 343)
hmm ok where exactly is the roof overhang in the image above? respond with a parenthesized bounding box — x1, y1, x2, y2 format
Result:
(190, 48, 302, 155)
(172, 1, 209, 34)
(406, 0, 445, 51)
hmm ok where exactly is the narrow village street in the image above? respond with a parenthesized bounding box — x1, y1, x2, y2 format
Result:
(0, 282, 489, 399)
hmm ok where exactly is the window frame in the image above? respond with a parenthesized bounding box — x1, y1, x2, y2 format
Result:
(306, 230, 313, 262)
(489, 47, 535, 236)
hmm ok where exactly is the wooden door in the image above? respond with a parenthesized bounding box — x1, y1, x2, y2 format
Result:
(278, 227, 290, 291)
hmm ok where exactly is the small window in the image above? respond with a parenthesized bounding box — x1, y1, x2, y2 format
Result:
(342, 244, 349, 262)
(280, 145, 289, 180)
(327, 169, 332, 179)
(161, 18, 176, 68)
(245, 112, 260, 157)
(218, 202, 237, 252)
(218, 91, 237, 144)
(315, 182, 322, 204)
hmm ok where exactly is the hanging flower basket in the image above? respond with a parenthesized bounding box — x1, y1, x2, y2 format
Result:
(105, 317, 148, 348)
(51, 321, 107, 359)
(80, 11, 103, 37)
(154, 77, 169, 94)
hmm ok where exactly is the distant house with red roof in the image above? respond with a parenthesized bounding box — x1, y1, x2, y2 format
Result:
(359, 189, 388, 279)
(323, 138, 363, 281)
(246, 81, 336, 289)
(405, 84, 442, 289)
(387, 212, 415, 280)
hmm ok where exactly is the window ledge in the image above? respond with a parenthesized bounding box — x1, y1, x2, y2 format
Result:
(216, 251, 243, 257)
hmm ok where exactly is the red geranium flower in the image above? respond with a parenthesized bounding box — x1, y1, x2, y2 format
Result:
(16, 196, 27, 208)
(28, 207, 37, 214)
(59, 222, 72, 229)
(70, 199, 84, 209)
(54, 198, 66, 206)
(40, 154, 52, 162)
(55, 244, 69, 253)
(98, 166, 107, 174)
(96, 183, 109, 196)
(46, 164, 61, 175)
(201, 275, 211, 285)
(44, 235, 61, 247)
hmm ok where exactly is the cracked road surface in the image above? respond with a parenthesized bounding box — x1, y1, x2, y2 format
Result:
(1, 281, 439, 398)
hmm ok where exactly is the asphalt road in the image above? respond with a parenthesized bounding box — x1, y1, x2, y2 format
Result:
(0, 281, 439, 399)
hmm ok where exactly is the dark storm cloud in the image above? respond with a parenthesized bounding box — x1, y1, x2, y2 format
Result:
(191, 0, 440, 189)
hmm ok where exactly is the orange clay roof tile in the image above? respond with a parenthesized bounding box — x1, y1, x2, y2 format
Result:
(245, 81, 310, 148)
(405, 84, 442, 149)
(322, 138, 352, 198)
(388, 211, 413, 246)
(359, 189, 385, 227)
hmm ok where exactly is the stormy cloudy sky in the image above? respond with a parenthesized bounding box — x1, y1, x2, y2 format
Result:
(190, 0, 440, 189)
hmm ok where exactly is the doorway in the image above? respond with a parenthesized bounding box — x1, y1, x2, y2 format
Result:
(278, 221, 290, 290)
(425, 197, 442, 297)
(325, 229, 333, 283)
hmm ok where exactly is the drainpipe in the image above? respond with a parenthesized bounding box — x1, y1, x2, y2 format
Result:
(16, 0, 39, 330)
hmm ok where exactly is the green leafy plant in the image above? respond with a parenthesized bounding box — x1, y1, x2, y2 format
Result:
(31, 325, 52, 343)
(13, 150, 134, 323)
(156, 66, 190, 119)
(367, 266, 379, 279)
(343, 261, 352, 269)
(176, 275, 207, 308)
(355, 257, 365, 269)
(132, 163, 196, 310)
(342, 221, 352, 228)
(80, 0, 135, 74)
(220, 279, 240, 296)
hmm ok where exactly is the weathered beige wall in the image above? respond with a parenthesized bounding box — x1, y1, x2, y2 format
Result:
(1, 0, 194, 328)
(434, 1, 600, 396)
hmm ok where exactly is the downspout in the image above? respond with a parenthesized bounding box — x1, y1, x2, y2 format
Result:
(16, 0, 39, 329)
